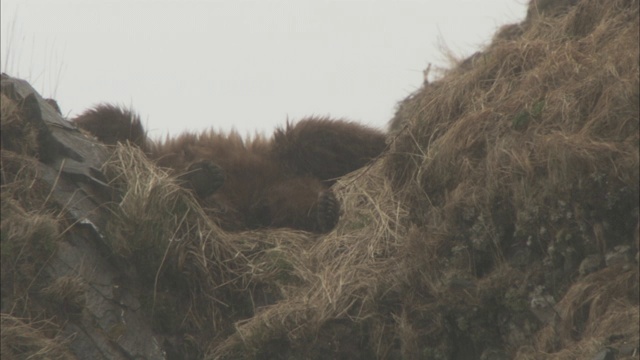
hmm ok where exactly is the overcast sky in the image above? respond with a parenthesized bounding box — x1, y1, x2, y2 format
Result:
(1, 0, 527, 138)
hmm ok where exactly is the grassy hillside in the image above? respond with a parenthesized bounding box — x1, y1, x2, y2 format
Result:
(1, 0, 638, 359)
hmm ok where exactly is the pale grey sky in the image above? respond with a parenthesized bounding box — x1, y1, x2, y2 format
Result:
(1, 0, 527, 138)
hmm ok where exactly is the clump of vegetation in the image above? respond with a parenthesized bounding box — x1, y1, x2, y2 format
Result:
(0, 314, 73, 360)
(382, 0, 639, 357)
(0, 93, 39, 156)
(1, 97, 68, 358)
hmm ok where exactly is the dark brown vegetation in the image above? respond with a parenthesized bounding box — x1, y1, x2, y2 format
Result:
(1, 0, 638, 358)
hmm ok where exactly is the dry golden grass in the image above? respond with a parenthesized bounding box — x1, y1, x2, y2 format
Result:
(101, 145, 250, 340)
(209, 161, 407, 358)
(380, 0, 639, 358)
(1, 127, 68, 358)
(0, 93, 39, 156)
(532, 267, 639, 359)
(0, 314, 73, 360)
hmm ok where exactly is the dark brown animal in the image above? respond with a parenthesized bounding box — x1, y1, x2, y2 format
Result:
(72, 104, 386, 233)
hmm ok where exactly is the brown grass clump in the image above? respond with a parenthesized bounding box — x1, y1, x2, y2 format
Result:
(534, 267, 639, 359)
(101, 145, 244, 343)
(210, 161, 407, 359)
(381, 0, 639, 358)
(39, 275, 87, 316)
(1, 93, 41, 157)
(0, 314, 73, 360)
(1, 152, 61, 314)
(1, 94, 73, 359)
(1, 197, 59, 286)
(100, 144, 322, 353)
